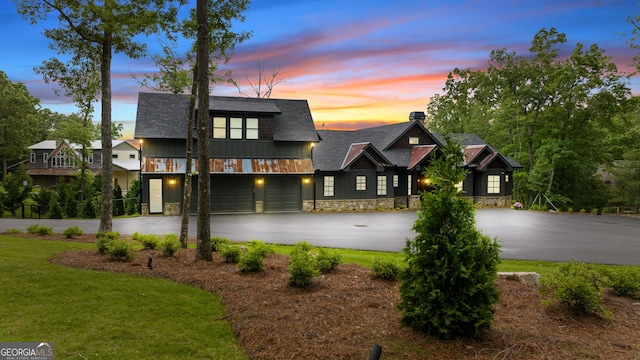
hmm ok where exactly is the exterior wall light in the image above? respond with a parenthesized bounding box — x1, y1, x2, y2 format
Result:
(255, 178, 264, 185)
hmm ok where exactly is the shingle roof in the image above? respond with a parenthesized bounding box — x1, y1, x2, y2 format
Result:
(315, 123, 522, 171)
(134, 92, 319, 142)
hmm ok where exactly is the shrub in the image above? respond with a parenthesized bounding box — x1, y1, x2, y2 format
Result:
(138, 234, 161, 250)
(371, 256, 403, 280)
(399, 139, 500, 339)
(159, 234, 181, 257)
(540, 260, 611, 317)
(27, 224, 54, 236)
(601, 267, 640, 299)
(48, 197, 64, 219)
(96, 232, 120, 254)
(211, 236, 230, 252)
(220, 245, 242, 263)
(63, 226, 83, 239)
(238, 250, 266, 272)
(288, 241, 319, 287)
(5, 228, 21, 234)
(247, 240, 274, 259)
(107, 239, 138, 261)
(316, 248, 342, 272)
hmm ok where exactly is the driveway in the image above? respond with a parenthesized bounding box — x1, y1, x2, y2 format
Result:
(1, 209, 639, 265)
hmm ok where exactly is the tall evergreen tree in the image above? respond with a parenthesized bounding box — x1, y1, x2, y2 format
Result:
(399, 138, 500, 339)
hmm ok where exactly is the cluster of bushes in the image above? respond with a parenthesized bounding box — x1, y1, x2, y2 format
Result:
(8, 174, 141, 220)
(218, 239, 274, 273)
(288, 241, 342, 287)
(96, 231, 182, 261)
(27, 224, 54, 236)
(540, 260, 640, 318)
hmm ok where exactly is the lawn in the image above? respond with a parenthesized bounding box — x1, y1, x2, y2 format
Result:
(0, 236, 247, 360)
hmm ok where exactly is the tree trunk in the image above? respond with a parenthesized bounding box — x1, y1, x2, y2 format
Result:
(195, 0, 211, 261)
(99, 32, 114, 233)
(179, 68, 198, 249)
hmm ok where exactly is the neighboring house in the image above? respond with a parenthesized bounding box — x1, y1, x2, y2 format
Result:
(134, 92, 318, 215)
(27, 139, 140, 193)
(312, 112, 522, 211)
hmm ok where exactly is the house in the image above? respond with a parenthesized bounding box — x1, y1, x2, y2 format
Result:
(134, 93, 520, 215)
(134, 92, 318, 215)
(27, 139, 140, 193)
(312, 112, 522, 211)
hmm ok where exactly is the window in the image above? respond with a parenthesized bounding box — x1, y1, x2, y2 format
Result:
(230, 117, 243, 139)
(52, 154, 75, 167)
(87, 153, 93, 164)
(112, 154, 119, 159)
(246, 118, 259, 139)
(355, 175, 366, 191)
(505, 174, 510, 182)
(43, 153, 49, 163)
(30, 153, 36, 163)
(213, 116, 260, 140)
(323, 176, 334, 197)
(407, 175, 412, 195)
(213, 117, 227, 138)
(487, 175, 501, 194)
(129, 154, 136, 159)
(409, 137, 419, 145)
(393, 174, 398, 187)
(377, 175, 387, 196)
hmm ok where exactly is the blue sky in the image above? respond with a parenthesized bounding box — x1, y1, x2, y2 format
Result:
(1, 0, 638, 138)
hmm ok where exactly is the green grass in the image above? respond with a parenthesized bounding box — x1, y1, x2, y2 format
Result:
(0, 236, 247, 360)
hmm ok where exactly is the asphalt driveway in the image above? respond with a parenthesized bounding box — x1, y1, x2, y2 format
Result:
(1, 208, 638, 265)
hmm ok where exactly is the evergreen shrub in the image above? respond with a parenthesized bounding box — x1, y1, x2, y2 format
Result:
(398, 139, 500, 339)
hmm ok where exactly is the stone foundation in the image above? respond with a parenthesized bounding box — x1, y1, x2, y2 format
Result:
(311, 198, 395, 212)
(164, 202, 181, 216)
(473, 195, 512, 207)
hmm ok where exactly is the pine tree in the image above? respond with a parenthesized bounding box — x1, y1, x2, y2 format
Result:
(398, 137, 500, 339)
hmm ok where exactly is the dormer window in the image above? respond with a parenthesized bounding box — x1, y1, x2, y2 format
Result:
(409, 137, 419, 145)
(213, 116, 260, 140)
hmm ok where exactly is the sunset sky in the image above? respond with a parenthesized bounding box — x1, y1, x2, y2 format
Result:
(1, 0, 638, 139)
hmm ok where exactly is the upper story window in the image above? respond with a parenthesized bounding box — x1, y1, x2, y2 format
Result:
(43, 153, 49, 163)
(409, 137, 419, 145)
(213, 117, 227, 138)
(30, 153, 36, 163)
(112, 154, 118, 159)
(52, 154, 76, 167)
(129, 154, 136, 159)
(213, 116, 260, 140)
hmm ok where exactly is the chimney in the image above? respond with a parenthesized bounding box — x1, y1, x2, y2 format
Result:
(409, 111, 426, 122)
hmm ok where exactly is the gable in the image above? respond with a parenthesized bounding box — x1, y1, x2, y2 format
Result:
(385, 122, 439, 150)
(340, 142, 391, 171)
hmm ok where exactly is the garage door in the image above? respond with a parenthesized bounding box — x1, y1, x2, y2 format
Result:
(265, 176, 301, 212)
(190, 175, 254, 213)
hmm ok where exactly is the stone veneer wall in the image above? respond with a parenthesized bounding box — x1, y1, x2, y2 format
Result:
(472, 195, 512, 207)
(308, 198, 395, 212)
(164, 202, 181, 216)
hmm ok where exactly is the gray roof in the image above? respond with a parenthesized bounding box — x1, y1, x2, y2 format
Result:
(134, 92, 318, 142)
(315, 122, 522, 171)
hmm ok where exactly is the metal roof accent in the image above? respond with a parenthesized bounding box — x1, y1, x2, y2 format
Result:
(142, 158, 314, 174)
(408, 145, 437, 170)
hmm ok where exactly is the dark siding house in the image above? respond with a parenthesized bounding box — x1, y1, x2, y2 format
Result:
(134, 92, 318, 215)
(135, 93, 520, 215)
(312, 114, 522, 211)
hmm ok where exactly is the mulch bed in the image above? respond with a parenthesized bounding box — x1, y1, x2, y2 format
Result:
(16, 233, 640, 359)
